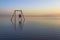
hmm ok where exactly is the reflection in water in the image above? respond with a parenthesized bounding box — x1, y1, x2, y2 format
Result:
(1, 16, 60, 39)
(19, 21, 23, 31)
(18, 15, 25, 31)
(11, 16, 25, 31)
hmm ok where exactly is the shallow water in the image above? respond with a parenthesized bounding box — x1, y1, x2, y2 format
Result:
(0, 16, 60, 40)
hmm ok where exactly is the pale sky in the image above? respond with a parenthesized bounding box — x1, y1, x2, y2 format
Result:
(0, 0, 60, 15)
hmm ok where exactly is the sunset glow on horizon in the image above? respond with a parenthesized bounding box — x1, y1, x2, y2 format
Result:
(0, 0, 60, 15)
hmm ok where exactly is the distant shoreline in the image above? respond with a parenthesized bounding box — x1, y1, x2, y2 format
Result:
(0, 15, 60, 17)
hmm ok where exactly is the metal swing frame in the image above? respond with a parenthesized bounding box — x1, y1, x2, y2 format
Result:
(11, 10, 25, 24)
(11, 10, 25, 31)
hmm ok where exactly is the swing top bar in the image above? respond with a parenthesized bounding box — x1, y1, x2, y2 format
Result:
(14, 10, 22, 12)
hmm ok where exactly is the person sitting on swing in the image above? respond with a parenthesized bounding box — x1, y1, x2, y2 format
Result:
(19, 14, 21, 18)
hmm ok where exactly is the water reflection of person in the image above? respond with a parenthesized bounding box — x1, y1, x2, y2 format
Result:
(19, 21, 23, 31)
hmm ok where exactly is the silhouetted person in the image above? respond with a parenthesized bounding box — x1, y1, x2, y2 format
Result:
(19, 14, 21, 18)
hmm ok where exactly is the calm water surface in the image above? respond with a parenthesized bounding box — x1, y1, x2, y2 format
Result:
(0, 16, 60, 40)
